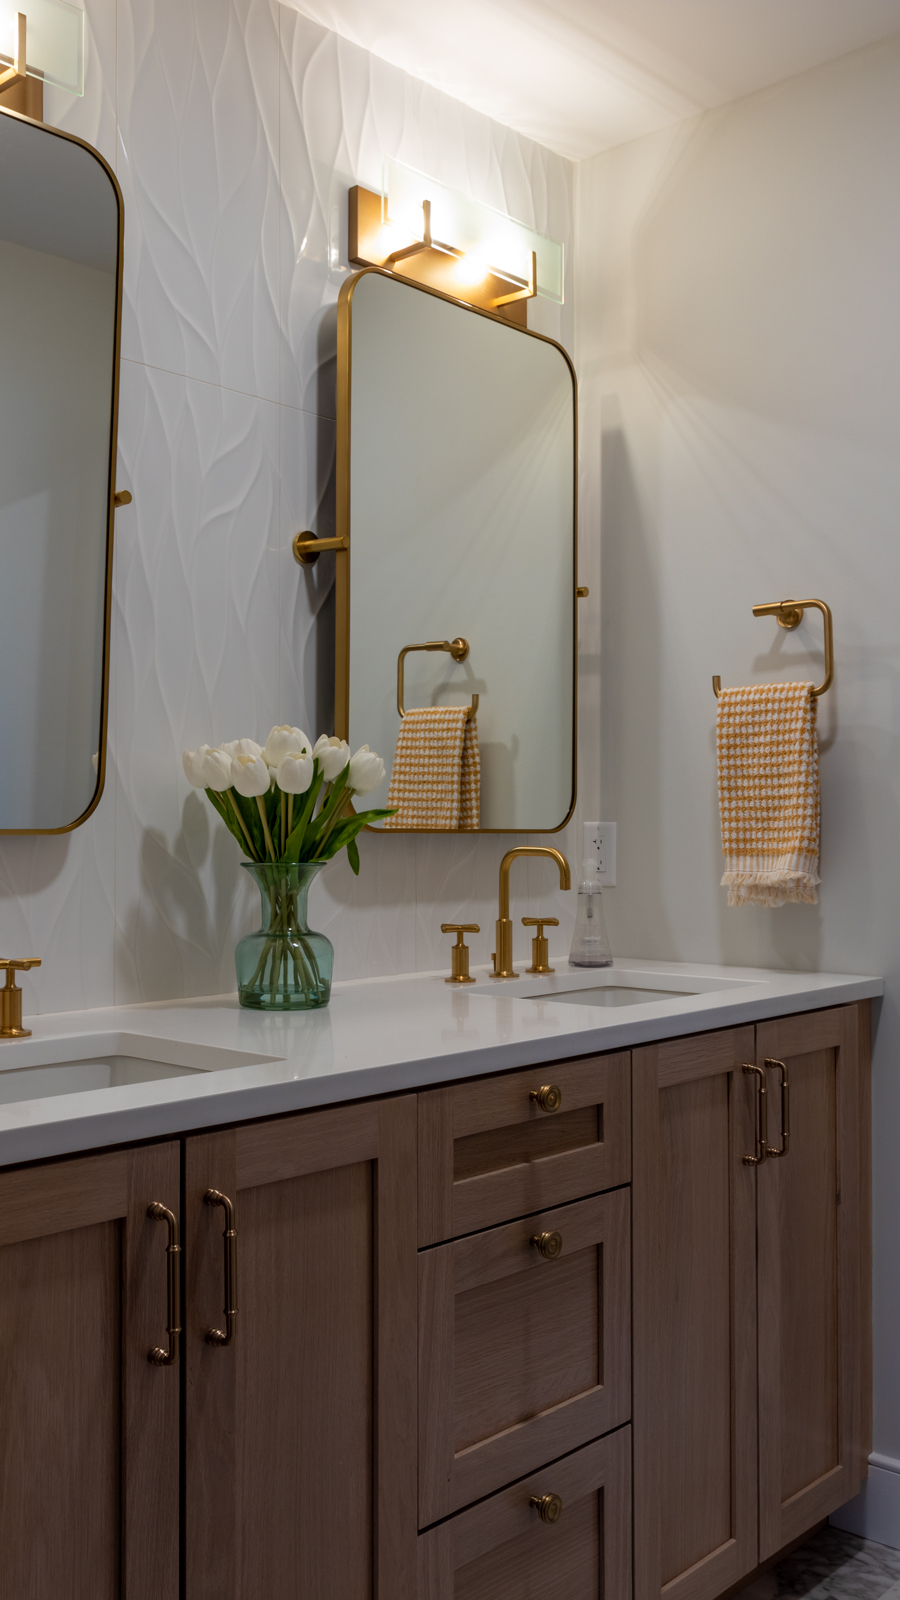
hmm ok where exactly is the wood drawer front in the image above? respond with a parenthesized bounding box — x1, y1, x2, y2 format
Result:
(419, 1186, 631, 1525)
(418, 1051, 631, 1244)
(418, 1424, 632, 1600)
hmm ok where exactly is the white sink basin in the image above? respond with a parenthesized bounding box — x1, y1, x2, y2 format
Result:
(467, 965, 763, 1006)
(0, 1031, 279, 1105)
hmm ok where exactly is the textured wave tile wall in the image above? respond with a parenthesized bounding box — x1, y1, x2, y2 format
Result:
(0, 0, 579, 1010)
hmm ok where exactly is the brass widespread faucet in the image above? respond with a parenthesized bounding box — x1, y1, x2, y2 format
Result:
(491, 848, 570, 979)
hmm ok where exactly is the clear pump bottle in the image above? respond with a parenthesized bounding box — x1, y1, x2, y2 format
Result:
(568, 859, 613, 968)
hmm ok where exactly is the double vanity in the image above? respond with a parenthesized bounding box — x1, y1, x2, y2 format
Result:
(0, 956, 879, 1599)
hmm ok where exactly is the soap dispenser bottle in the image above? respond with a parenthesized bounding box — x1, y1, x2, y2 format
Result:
(568, 859, 613, 968)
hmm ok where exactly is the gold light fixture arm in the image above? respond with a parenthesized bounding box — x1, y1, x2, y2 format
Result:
(397, 638, 479, 721)
(713, 597, 833, 699)
(0, 13, 27, 92)
(493, 250, 537, 309)
(293, 530, 349, 567)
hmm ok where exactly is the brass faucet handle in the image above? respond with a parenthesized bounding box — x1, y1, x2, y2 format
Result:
(522, 917, 559, 975)
(0, 957, 41, 1039)
(441, 924, 480, 985)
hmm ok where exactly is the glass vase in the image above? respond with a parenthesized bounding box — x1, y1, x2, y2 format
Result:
(235, 861, 334, 1011)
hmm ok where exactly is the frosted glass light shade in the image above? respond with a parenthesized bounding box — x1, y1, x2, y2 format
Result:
(0, 0, 84, 95)
(382, 157, 564, 304)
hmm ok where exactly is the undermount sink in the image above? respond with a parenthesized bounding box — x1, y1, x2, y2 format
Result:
(467, 964, 762, 1006)
(0, 1032, 279, 1105)
(530, 983, 695, 1008)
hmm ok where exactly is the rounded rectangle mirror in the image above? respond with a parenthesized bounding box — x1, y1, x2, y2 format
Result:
(0, 107, 123, 833)
(330, 268, 577, 833)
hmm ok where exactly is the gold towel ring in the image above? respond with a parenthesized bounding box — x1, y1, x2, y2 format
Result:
(397, 639, 479, 721)
(713, 597, 833, 699)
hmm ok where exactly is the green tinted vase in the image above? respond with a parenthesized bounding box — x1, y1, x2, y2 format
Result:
(235, 861, 333, 1010)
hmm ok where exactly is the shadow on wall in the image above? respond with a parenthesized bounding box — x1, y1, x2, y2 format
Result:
(599, 396, 676, 958)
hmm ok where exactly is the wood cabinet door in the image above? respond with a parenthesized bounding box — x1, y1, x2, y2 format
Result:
(633, 1028, 758, 1600)
(419, 1187, 631, 1523)
(418, 1424, 632, 1600)
(0, 1141, 180, 1599)
(185, 1096, 418, 1600)
(418, 1052, 631, 1244)
(756, 1005, 864, 1558)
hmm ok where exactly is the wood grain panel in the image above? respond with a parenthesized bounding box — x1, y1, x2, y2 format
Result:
(756, 1007, 862, 1557)
(418, 1427, 632, 1600)
(237, 1162, 374, 1599)
(418, 1052, 630, 1245)
(454, 1246, 599, 1449)
(453, 1103, 600, 1182)
(0, 1148, 127, 1246)
(632, 1029, 758, 1600)
(0, 1141, 179, 1600)
(187, 1099, 417, 1600)
(419, 1188, 630, 1522)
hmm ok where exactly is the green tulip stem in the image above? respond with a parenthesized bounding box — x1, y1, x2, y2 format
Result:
(280, 793, 286, 856)
(227, 790, 259, 859)
(256, 795, 277, 860)
(288, 794, 294, 837)
(312, 785, 356, 860)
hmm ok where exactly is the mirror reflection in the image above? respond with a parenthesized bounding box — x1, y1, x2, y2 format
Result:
(0, 111, 120, 831)
(341, 269, 576, 833)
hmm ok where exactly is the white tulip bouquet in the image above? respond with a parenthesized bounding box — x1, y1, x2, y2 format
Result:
(182, 727, 394, 1009)
(182, 726, 393, 871)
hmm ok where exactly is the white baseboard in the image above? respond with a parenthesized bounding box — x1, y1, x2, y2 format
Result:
(830, 1456, 900, 1549)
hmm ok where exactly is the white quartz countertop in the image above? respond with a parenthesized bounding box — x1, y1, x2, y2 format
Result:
(0, 958, 882, 1167)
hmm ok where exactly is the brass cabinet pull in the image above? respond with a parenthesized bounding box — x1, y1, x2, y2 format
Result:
(530, 1083, 562, 1113)
(531, 1230, 563, 1260)
(204, 1189, 238, 1347)
(147, 1202, 181, 1367)
(742, 1064, 768, 1166)
(530, 1492, 563, 1524)
(765, 1058, 791, 1158)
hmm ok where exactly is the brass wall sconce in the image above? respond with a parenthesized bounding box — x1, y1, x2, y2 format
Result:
(397, 638, 478, 721)
(0, 1, 85, 120)
(713, 597, 834, 698)
(350, 185, 537, 326)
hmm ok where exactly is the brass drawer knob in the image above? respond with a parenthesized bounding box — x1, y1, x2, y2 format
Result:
(531, 1230, 563, 1260)
(530, 1492, 563, 1524)
(530, 1083, 562, 1113)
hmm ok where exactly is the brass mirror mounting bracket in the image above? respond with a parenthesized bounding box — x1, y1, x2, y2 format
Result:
(397, 638, 478, 722)
(713, 596, 833, 699)
(293, 529, 349, 567)
(114, 490, 132, 508)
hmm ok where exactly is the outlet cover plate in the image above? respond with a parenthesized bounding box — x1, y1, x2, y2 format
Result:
(583, 821, 616, 886)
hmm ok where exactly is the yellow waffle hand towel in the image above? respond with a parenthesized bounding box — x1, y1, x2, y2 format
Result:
(717, 681, 820, 907)
(383, 708, 480, 830)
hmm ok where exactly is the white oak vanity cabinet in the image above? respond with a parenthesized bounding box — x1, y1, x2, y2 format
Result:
(0, 1003, 870, 1600)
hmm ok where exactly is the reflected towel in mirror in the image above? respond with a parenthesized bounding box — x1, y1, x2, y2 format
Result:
(383, 708, 480, 830)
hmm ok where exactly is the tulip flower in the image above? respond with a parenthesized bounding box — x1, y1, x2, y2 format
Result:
(263, 725, 311, 770)
(219, 737, 263, 761)
(348, 745, 385, 795)
(313, 735, 351, 781)
(230, 752, 271, 798)
(276, 751, 314, 794)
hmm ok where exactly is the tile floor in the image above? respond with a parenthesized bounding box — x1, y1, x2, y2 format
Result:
(738, 1527, 900, 1600)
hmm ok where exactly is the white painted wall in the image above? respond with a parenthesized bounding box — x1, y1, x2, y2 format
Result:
(575, 32, 900, 1538)
(0, 0, 583, 1013)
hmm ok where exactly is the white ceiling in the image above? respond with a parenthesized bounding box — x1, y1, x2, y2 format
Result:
(283, 0, 900, 160)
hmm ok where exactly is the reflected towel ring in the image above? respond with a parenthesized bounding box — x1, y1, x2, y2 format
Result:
(713, 597, 833, 699)
(397, 639, 479, 721)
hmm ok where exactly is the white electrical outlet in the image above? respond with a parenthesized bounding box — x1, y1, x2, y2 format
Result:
(583, 821, 616, 885)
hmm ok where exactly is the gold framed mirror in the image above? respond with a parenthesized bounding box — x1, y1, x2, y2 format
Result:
(327, 266, 578, 834)
(0, 107, 124, 834)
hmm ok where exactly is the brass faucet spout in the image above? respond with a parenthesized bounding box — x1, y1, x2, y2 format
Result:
(492, 848, 570, 978)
